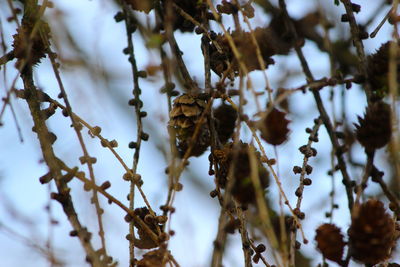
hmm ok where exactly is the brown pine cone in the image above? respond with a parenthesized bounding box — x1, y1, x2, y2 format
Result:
(315, 223, 346, 264)
(348, 199, 397, 265)
(213, 142, 269, 205)
(213, 103, 237, 144)
(354, 101, 392, 152)
(208, 27, 288, 77)
(257, 108, 290, 145)
(13, 21, 50, 70)
(169, 94, 210, 157)
(367, 41, 400, 97)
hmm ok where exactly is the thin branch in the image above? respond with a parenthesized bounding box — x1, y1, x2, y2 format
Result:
(121, 3, 148, 265)
(21, 68, 104, 267)
(58, 162, 160, 244)
(47, 50, 108, 257)
(278, 0, 355, 212)
(339, 0, 372, 100)
(0, 51, 15, 66)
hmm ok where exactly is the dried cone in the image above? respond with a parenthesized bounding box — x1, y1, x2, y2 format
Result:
(169, 94, 210, 157)
(258, 108, 290, 145)
(213, 103, 237, 144)
(208, 27, 291, 76)
(354, 101, 392, 152)
(12, 20, 50, 70)
(315, 224, 345, 264)
(367, 41, 400, 96)
(137, 248, 167, 267)
(348, 199, 397, 265)
(213, 142, 269, 205)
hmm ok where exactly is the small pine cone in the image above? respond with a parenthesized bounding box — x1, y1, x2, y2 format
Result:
(258, 108, 290, 145)
(213, 103, 237, 144)
(12, 21, 50, 70)
(208, 27, 280, 77)
(349, 199, 397, 265)
(169, 94, 210, 157)
(367, 41, 400, 95)
(137, 248, 167, 267)
(214, 142, 269, 205)
(315, 223, 345, 264)
(354, 101, 392, 152)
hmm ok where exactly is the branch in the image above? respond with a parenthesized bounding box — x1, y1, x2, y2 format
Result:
(278, 0, 355, 212)
(0, 51, 15, 67)
(21, 68, 105, 266)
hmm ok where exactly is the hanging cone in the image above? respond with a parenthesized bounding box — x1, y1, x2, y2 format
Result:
(315, 223, 346, 264)
(348, 199, 397, 265)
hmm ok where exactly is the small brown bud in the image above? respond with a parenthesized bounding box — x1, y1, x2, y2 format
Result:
(100, 181, 111, 190)
(255, 244, 266, 253)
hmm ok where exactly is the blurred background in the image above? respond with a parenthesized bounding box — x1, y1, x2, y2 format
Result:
(0, 0, 399, 266)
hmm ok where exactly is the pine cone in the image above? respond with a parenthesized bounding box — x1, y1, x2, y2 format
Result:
(208, 27, 284, 77)
(257, 108, 290, 145)
(13, 21, 50, 70)
(367, 41, 400, 97)
(169, 94, 210, 157)
(348, 199, 397, 265)
(213, 103, 237, 144)
(213, 142, 269, 205)
(354, 101, 392, 152)
(315, 223, 346, 264)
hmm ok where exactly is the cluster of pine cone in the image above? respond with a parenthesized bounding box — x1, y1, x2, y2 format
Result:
(315, 200, 398, 266)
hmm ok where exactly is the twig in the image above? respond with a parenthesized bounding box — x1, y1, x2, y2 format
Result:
(206, 0, 262, 113)
(0, 221, 63, 266)
(224, 96, 307, 245)
(47, 50, 109, 257)
(21, 67, 104, 267)
(248, 145, 282, 264)
(354, 151, 375, 207)
(370, 8, 392, 38)
(339, 0, 372, 100)
(59, 162, 160, 244)
(236, 206, 253, 267)
(18, 1, 105, 265)
(164, 0, 197, 92)
(290, 118, 322, 266)
(42, 96, 155, 215)
(277, 0, 355, 212)
(212, 75, 247, 267)
(371, 171, 400, 217)
(121, 3, 149, 265)
(0, 77, 24, 142)
(0, 51, 15, 66)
